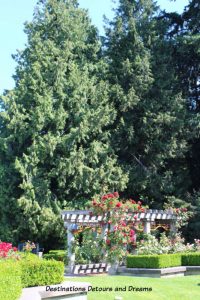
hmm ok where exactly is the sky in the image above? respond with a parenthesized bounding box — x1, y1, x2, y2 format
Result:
(0, 0, 189, 94)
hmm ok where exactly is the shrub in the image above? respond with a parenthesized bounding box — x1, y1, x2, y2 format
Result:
(136, 233, 195, 255)
(0, 242, 19, 260)
(73, 230, 105, 264)
(127, 254, 181, 269)
(181, 253, 200, 266)
(0, 260, 22, 300)
(20, 259, 64, 287)
(19, 252, 40, 262)
(43, 250, 68, 264)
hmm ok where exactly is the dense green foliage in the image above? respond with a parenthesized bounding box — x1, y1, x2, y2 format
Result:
(0, 254, 64, 297)
(127, 254, 181, 269)
(20, 259, 64, 287)
(181, 253, 200, 266)
(158, 0, 200, 240)
(0, 0, 200, 248)
(0, 0, 126, 249)
(0, 261, 22, 300)
(43, 250, 68, 264)
(105, 0, 190, 206)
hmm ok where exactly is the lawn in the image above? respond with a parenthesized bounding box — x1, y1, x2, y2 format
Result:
(66, 275, 200, 300)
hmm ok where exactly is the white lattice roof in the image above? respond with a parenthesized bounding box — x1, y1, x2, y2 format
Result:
(61, 209, 177, 226)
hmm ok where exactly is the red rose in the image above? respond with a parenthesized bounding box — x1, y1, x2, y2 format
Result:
(116, 202, 122, 208)
(106, 240, 111, 245)
(181, 208, 187, 212)
(113, 192, 119, 198)
(107, 193, 114, 198)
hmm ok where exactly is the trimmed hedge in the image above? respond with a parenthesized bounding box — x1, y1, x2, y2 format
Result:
(127, 254, 181, 269)
(181, 253, 200, 266)
(19, 252, 40, 262)
(20, 259, 64, 287)
(0, 260, 22, 300)
(43, 250, 68, 264)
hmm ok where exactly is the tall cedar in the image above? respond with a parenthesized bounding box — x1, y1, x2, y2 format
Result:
(0, 0, 127, 248)
(105, 0, 190, 207)
(160, 0, 200, 240)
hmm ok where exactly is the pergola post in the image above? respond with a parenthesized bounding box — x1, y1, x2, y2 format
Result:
(101, 224, 108, 240)
(170, 220, 177, 235)
(67, 223, 75, 273)
(143, 219, 151, 234)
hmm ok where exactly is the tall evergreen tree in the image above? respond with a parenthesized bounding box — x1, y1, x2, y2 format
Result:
(105, 0, 190, 206)
(0, 0, 127, 248)
(160, 0, 200, 239)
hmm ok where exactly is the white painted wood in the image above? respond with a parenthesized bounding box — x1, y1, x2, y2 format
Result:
(143, 220, 151, 234)
(62, 210, 178, 230)
(67, 224, 75, 273)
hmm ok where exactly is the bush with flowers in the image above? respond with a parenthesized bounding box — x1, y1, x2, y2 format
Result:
(72, 229, 105, 264)
(173, 207, 192, 229)
(0, 240, 64, 300)
(89, 192, 147, 264)
(22, 240, 36, 253)
(85, 193, 199, 263)
(136, 232, 199, 255)
(0, 242, 22, 300)
(0, 241, 19, 260)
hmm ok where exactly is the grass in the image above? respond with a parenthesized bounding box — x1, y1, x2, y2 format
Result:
(66, 275, 200, 300)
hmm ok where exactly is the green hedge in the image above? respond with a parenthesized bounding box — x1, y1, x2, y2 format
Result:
(181, 253, 200, 266)
(19, 252, 40, 262)
(43, 250, 68, 264)
(0, 261, 22, 300)
(20, 259, 64, 287)
(127, 254, 181, 269)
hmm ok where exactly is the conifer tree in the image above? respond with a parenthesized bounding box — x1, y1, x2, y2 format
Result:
(105, 0, 190, 206)
(160, 0, 200, 239)
(0, 0, 127, 248)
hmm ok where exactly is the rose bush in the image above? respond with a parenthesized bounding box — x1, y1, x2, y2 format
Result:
(173, 207, 192, 229)
(0, 242, 19, 260)
(137, 233, 198, 255)
(89, 192, 147, 263)
(23, 241, 36, 253)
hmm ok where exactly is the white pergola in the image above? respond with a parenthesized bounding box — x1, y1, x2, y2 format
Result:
(61, 209, 178, 272)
